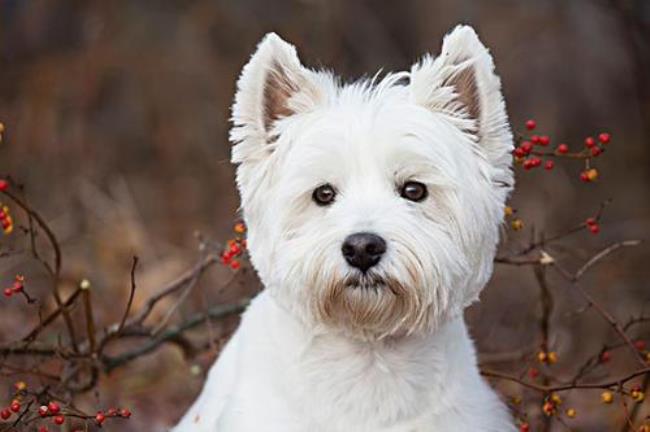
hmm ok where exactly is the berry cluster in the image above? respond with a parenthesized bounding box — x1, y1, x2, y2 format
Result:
(1, 381, 132, 430)
(3, 274, 25, 298)
(504, 206, 524, 231)
(0, 202, 13, 235)
(584, 216, 600, 235)
(515, 393, 577, 431)
(0, 399, 22, 421)
(536, 350, 558, 365)
(514, 119, 611, 182)
(220, 222, 247, 270)
(599, 385, 646, 405)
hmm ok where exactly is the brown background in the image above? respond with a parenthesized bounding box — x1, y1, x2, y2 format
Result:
(1, 0, 649, 430)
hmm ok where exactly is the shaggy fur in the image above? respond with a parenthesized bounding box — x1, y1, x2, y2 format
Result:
(174, 25, 516, 431)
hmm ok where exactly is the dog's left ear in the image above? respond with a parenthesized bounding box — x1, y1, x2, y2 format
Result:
(230, 33, 323, 164)
(410, 25, 513, 186)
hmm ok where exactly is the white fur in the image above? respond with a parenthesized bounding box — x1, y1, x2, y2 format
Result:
(174, 25, 515, 431)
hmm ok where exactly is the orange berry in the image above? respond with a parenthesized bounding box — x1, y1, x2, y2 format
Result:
(511, 219, 524, 231)
(601, 391, 613, 404)
(586, 168, 599, 181)
(542, 401, 555, 416)
(550, 393, 562, 405)
(632, 389, 645, 402)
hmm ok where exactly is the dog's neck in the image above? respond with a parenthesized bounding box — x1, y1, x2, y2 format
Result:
(258, 291, 477, 428)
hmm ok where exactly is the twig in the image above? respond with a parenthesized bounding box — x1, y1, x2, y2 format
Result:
(481, 367, 650, 393)
(103, 299, 249, 372)
(128, 254, 219, 327)
(117, 256, 139, 334)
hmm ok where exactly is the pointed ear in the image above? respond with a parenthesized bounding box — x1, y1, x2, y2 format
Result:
(410, 25, 513, 187)
(230, 33, 322, 164)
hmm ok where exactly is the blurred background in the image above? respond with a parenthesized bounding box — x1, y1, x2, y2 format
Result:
(0, 0, 649, 430)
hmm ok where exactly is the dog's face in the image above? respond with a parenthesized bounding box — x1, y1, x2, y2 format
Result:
(230, 26, 513, 338)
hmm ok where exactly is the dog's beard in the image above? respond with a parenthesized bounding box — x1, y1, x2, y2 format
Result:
(312, 271, 429, 338)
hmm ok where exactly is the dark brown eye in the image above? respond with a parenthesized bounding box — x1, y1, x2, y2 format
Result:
(400, 181, 427, 202)
(312, 184, 336, 206)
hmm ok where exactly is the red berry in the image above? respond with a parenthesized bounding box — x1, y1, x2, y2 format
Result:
(539, 135, 550, 146)
(528, 367, 539, 379)
(580, 171, 590, 182)
(48, 401, 60, 415)
(0, 179, 8, 192)
(521, 141, 533, 154)
(120, 408, 131, 418)
(230, 260, 241, 270)
(39, 405, 49, 417)
(229, 243, 241, 255)
(586, 217, 597, 226)
(556, 143, 569, 154)
(589, 224, 600, 234)
(584, 137, 596, 148)
(600, 351, 611, 363)
(107, 407, 118, 416)
(514, 147, 526, 158)
(1, 408, 11, 420)
(95, 411, 106, 424)
(591, 146, 602, 157)
(635, 340, 646, 351)
(12, 281, 23, 293)
(0, 211, 5, 219)
(525, 119, 536, 130)
(531, 157, 542, 167)
(598, 132, 611, 144)
(520, 423, 530, 432)
(544, 160, 554, 170)
(531, 135, 541, 144)
(220, 250, 233, 265)
(39, 427, 49, 432)
(4, 288, 12, 297)
(10, 400, 20, 413)
(53, 415, 65, 425)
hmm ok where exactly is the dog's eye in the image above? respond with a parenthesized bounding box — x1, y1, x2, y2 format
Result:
(400, 181, 428, 202)
(312, 184, 337, 206)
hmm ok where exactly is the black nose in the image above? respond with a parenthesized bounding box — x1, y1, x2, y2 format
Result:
(341, 232, 387, 273)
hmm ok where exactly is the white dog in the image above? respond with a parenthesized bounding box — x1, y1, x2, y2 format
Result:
(174, 25, 516, 431)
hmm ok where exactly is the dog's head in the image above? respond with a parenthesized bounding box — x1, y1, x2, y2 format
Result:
(230, 25, 513, 338)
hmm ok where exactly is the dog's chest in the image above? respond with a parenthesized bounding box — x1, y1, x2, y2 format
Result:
(283, 333, 450, 429)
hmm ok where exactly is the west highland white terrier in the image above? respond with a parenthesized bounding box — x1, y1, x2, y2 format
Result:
(174, 24, 516, 431)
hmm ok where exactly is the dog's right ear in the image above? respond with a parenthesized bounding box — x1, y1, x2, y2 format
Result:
(230, 33, 323, 164)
